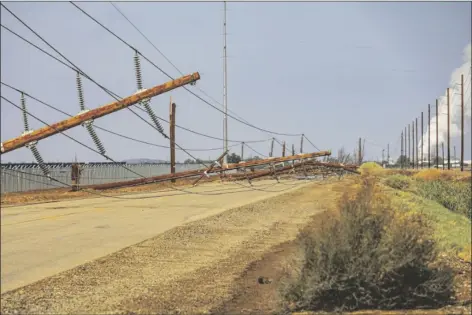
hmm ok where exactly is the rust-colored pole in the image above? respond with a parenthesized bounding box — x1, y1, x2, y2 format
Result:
(0, 72, 200, 154)
(461, 74, 464, 171)
(88, 150, 331, 190)
(169, 98, 176, 183)
(447, 88, 451, 170)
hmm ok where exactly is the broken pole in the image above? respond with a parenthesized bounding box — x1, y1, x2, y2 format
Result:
(0, 72, 200, 154)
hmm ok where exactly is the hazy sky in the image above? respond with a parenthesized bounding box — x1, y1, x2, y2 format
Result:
(1, 1, 471, 163)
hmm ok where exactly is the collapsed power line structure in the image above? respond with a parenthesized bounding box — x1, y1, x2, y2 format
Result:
(0, 2, 363, 198)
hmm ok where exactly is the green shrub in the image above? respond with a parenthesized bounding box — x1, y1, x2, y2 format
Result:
(416, 180, 471, 219)
(384, 174, 412, 190)
(280, 178, 454, 313)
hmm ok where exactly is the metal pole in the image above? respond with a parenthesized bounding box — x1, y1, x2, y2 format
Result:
(282, 141, 286, 157)
(412, 121, 415, 169)
(222, 1, 228, 165)
(447, 88, 450, 170)
(270, 138, 274, 157)
(416, 117, 418, 169)
(241, 142, 244, 161)
(408, 125, 411, 168)
(403, 127, 408, 167)
(401, 132, 404, 168)
(442, 142, 445, 170)
(170, 98, 176, 182)
(421, 112, 423, 168)
(387, 143, 390, 166)
(461, 74, 464, 171)
(428, 104, 431, 168)
(436, 99, 439, 169)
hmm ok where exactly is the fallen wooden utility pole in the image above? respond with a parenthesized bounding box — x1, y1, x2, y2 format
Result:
(0, 73, 201, 154)
(229, 160, 360, 181)
(83, 151, 331, 190)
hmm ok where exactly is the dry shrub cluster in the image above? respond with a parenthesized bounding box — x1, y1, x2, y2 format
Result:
(384, 174, 412, 190)
(280, 177, 454, 313)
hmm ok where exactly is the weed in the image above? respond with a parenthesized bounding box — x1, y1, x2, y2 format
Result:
(416, 180, 471, 219)
(280, 177, 454, 313)
(384, 174, 412, 190)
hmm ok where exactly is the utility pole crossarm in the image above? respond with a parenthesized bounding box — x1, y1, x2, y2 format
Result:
(1, 72, 200, 154)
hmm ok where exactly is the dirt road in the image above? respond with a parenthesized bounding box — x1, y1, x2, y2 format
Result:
(1, 178, 347, 314)
(1, 179, 307, 294)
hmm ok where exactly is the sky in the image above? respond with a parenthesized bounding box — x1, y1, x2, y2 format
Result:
(1, 1, 471, 163)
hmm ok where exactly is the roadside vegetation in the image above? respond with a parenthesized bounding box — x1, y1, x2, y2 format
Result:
(279, 175, 456, 313)
(384, 169, 471, 219)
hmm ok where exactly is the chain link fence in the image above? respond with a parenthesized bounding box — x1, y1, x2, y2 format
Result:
(0, 163, 202, 193)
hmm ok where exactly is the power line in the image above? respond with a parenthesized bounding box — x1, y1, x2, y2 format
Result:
(112, 2, 315, 147)
(110, 2, 184, 77)
(0, 25, 269, 145)
(0, 3, 219, 169)
(3, 97, 308, 197)
(244, 143, 268, 158)
(70, 2, 304, 137)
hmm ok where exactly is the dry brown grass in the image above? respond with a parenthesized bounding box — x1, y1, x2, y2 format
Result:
(279, 176, 455, 313)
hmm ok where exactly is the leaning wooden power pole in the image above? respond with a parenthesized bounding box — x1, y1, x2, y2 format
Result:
(428, 104, 431, 168)
(447, 88, 451, 170)
(0, 73, 200, 154)
(169, 98, 176, 182)
(461, 74, 465, 171)
(436, 99, 439, 169)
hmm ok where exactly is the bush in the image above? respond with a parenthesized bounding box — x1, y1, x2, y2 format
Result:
(384, 174, 412, 190)
(416, 180, 472, 220)
(280, 177, 454, 313)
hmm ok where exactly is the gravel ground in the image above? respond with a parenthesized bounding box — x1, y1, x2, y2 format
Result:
(1, 178, 347, 314)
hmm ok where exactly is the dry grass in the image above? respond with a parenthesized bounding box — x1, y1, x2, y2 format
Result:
(279, 176, 455, 313)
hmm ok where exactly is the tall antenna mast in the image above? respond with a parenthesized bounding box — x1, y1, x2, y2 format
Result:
(223, 1, 228, 165)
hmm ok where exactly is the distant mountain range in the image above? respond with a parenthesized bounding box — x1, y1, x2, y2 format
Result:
(123, 158, 169, 164)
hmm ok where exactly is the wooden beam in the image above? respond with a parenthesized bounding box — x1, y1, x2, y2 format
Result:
(1, 72, 200, 154)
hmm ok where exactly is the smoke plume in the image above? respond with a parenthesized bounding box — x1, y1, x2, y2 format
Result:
(419, 43, 472, 160)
